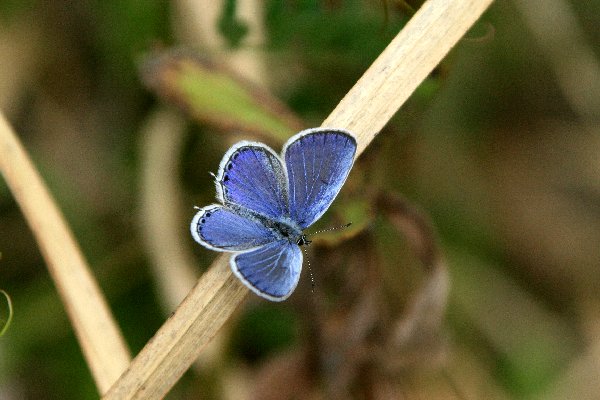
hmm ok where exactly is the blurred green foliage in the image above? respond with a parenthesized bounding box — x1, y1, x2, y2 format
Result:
(265, 0, 408, 118)
(93, 0, 172, 85)
(0, 0, 36, 22)
(229, 305, 298, 363)
(1, 0, 599, 399)
(219, 0, 249, 48)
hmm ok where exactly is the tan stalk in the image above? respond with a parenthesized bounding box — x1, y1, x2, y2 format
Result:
(103, 0, 494, 399)
(0, 113, 131, 393)
(512, 0, 600, 120)
(139, 109, 198, 311)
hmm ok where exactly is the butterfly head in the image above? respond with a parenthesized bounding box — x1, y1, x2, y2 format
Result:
(296, 234, 311, 246)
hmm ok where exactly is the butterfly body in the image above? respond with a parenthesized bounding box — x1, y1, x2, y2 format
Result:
(191, 128, 356, 301)
(228, 204, 305, 244)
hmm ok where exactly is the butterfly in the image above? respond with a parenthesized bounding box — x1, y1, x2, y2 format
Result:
(190, 128, 357, 301)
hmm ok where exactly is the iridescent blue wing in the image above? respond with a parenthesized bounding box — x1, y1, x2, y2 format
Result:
(190, 205, 277, 251)
(283, 128, 357, 229)
(231, 240, 302, 301)
(216, 142, 288, 220)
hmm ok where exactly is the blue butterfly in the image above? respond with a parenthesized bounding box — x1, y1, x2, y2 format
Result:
(190, 128, 357, 301)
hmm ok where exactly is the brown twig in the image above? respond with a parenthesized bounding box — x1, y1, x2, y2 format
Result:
(512, 0, 600, 120)
(376, 192, 449, 370)
(376, 192, 441, 270)
(322, 0, 494, 156)
(0, 113, 131, 393)
(103, 0, 493, 398)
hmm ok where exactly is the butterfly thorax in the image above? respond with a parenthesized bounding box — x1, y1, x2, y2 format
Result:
(268, 218, 305, 245)
(267, 218, 311, 246)
(230, 204, 305, 245)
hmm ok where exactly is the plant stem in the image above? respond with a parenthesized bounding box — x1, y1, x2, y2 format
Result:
(0, 113, 131, 394)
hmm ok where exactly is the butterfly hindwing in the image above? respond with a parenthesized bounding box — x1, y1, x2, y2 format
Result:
(231, 240, 302, 301)
(216, 142, 289, 220)
(191, 205, 277, 252)
(283, 128, 357, 229)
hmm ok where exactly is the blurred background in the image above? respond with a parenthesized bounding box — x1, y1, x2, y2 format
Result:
(1, 0, 599, 399)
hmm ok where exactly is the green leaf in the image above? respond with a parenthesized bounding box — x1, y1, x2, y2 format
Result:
(141, 50, 303, 144)
(311, 196, 372, 246)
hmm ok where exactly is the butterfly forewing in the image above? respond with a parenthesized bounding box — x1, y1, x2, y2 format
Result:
(217, 142, 289, 220)
(283, 129, 357, 229)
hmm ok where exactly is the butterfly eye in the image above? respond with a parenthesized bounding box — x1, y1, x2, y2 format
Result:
(223, 174, 230, 182)
(296, 235, 311, 246)
(232, 152, 239, 160)
(200, 218, 206, 224)
(204, 212, 211, 217)
(226, 162, 233, 171)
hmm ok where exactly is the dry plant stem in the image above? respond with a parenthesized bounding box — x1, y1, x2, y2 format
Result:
(377, 193, 449, 363)
(512, 0, 600, 120)
(323, 0, 493, 155)
(140, 108, 198, 310)
(0, 289, 14, 336)
(140, 108, 229, 374)
(0, 113, 131, 393)
(174, 0, 268, 86)
(103, 0, 493, 398)
(105, 256, 247, 399)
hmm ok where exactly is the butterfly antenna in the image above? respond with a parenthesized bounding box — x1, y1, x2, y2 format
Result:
(301, 246, 315, 292)
(308, 222, 352, 236)
(301, 222, 352, 293)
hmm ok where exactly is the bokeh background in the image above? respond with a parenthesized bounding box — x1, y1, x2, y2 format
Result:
(1, 0, 600, 399)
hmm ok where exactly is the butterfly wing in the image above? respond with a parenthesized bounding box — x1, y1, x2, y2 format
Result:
(216, 142, 288, 220)
(191, 205, 277, 251)
(231, 240, 302, 301)
(283, 128, 357, 229)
